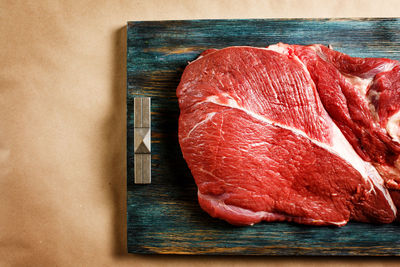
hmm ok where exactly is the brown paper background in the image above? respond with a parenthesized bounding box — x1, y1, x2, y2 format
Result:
(1, 0, 400, 266)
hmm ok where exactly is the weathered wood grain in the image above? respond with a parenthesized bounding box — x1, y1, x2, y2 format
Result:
(127, 18, 400, 255)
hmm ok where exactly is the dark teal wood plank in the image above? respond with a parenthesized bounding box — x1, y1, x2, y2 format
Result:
(127, 18, 400, 255)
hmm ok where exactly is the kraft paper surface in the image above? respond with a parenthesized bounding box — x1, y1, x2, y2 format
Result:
(1, 0, 400, 266)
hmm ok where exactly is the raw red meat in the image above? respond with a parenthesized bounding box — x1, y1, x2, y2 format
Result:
(176, 44, 399, 226)
(291, 44, 400, 189)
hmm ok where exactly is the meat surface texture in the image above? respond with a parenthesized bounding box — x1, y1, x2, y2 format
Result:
(176, 44, 399, 226)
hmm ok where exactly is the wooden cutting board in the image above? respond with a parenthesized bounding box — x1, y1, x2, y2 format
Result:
(127, 18, 400, 255)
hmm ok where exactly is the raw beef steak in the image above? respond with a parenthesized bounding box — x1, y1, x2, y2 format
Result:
(291, 44, 400, 189)
(177, 44, 398, 226)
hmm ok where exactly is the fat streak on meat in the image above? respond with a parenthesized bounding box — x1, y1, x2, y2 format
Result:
(176, 44, 400, 226)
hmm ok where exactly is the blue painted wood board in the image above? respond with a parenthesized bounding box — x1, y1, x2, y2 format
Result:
(127, 18, 400, 255)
